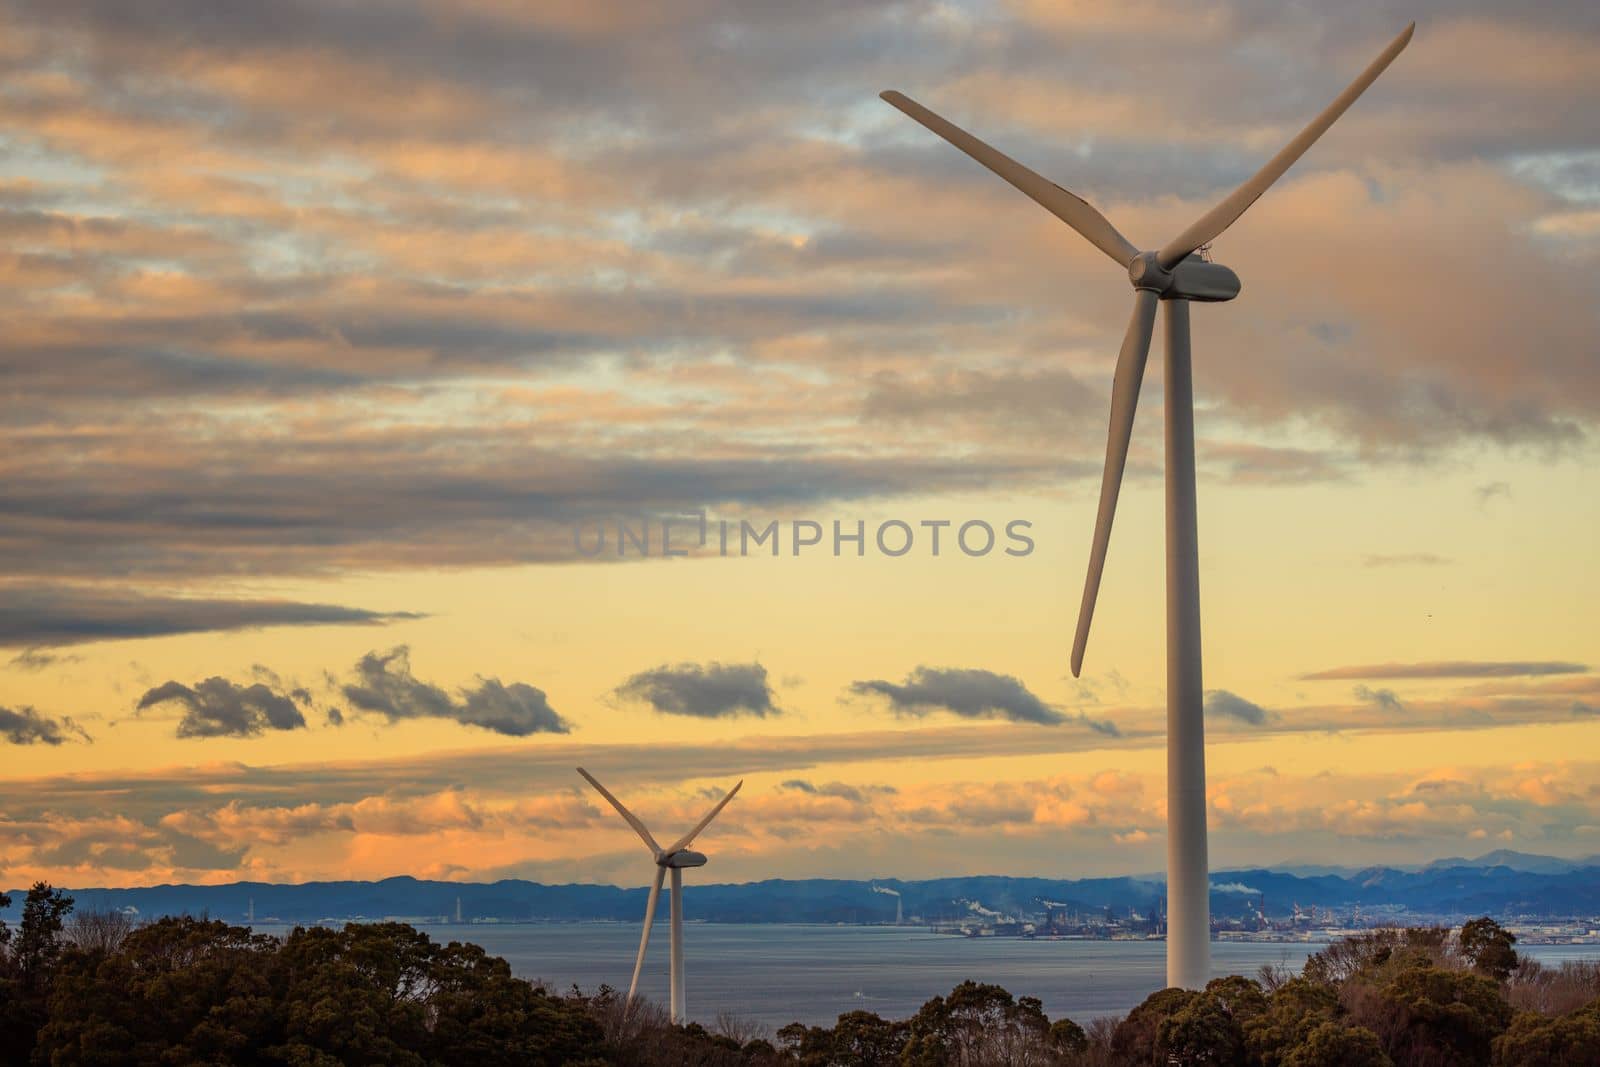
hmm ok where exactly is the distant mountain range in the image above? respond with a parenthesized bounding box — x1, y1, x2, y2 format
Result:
(11, 852, 1600, 926)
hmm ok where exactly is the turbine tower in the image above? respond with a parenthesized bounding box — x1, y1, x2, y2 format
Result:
(576, 767, 743, 1023)
(882, 23, 1413, 989)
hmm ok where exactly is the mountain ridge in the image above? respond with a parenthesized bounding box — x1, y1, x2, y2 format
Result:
(11, 852, 1600, 925)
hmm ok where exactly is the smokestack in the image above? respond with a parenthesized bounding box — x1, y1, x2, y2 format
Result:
(870, 884, 903, 925)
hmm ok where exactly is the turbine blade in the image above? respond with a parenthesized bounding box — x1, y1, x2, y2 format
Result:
(880, 90, 1139, 267)
(627, 866, 666, 1003)
(1071, 289, 1159, 677)
(1155, 22, 1414, 269)
(576, 767, 662, 856)
(662, 780, 743, 856)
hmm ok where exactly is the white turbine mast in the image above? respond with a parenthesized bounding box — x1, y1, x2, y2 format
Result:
(881, 23, 1414, 989)
(576, 767, 743, 1023)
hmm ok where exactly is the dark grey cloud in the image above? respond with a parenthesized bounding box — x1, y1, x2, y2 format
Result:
(849, 666, 1078, 727)
(137, 677, 308, 739)
(1303, 661, 1589, 680)
(1354, 685, 1406, 712)
(343, 646, 570, 737)
(1204, 690, 1272, 726)
(31, 824, 244, 874)
(0, 586, 421, 648)
(2, 437, 1061, 583)
(6, 647, 79, 671)
(613, 661, 779, 720)
(0, 705, 91, 745)
(778, 779, 895, 804)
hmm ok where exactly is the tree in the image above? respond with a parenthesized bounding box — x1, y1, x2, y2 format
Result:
(423, 939, 604, 1065)
(35, 916, 281, 1066)
(1048, 1017, 1087, 1056)
(1459, 917, 1519, 982)
(776, 1020, 834, 1065)
(1245, 977, 1341, 1067)
(1155, 991, 1246, 1064)
(1490, 1001, 1600, 1066)
(828, 1010, 905, 1066)
(1111, 987, 1198, 1063)
(1345, 957, 1513, 1067)
(1281, 1022, 1393, 1067)
(14, 882, 74, 989)
(1205, 974, 1269, 1025)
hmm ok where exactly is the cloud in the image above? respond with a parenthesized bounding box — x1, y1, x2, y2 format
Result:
(0, 587, 421, 649)
(1303, 661, 1589, 680)
(1354, 685, 1406, 713)
(136, 677, 308, 739)
(0, 2, 1589, 600)
(8, 718, 1600, 886)
(1204, 690, 1271, 726)
(849, 667, 1069, 726)
(1363, 553, 1452, 568)
(613, 661, 779, 719)
(0, 705, 91, 745)
(1205, 443, 1350, 486)
(1476, 481, 1512, 506)
(778, 779, 895, 804)
(343, 646, 571, 736)
(6, 647, 79, 671)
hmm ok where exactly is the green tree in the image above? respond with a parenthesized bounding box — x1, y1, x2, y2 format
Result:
(1347, 957, 1513, 1067)
(1205, 974, 1269, 1025)
(1281, 1022, 1393, 1067)
(1111, 987, 1198, 1063)
(423, 939, 603, 1065)
(35, 916, 280, 1066)
(1458, 917, 1519, 982)
(1244, 977, 1341, 1067)
(1490, 1001, 1600, 1066)
(14, 882, 74, 990)
(1048, 1016, 1088, 1056)
(827, 1010, 904, 1066)
(0, 882, 74, 1064)
(1155, 991, 1246, 1064)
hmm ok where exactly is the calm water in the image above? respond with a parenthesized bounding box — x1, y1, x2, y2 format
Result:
(300, 923, 1591, 1029)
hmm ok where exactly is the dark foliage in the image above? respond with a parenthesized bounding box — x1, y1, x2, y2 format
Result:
(1458, 917, 1519, 982)
(1, 897, 1595, 1067)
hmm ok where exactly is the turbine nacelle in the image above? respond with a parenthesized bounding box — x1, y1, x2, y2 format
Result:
(660, 849, 708, 869)
(1128, 252, 1241, 303)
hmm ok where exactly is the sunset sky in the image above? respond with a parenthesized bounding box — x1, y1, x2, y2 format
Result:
(2, 0, 1597, 892)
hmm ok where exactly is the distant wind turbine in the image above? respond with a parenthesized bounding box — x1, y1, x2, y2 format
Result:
(576, 767, 743, 1023)
(881, 23, 1414, 989)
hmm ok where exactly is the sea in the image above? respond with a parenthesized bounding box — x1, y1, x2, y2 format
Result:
(258, 922, 1600, 1030)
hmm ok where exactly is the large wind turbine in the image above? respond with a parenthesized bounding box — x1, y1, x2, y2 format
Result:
(882, 24, 1414, 989)
(576, 767, 743, 1023)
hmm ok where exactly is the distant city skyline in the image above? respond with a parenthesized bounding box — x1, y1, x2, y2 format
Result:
(1, 1, 1597, 892)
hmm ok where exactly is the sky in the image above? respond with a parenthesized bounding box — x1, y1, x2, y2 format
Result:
(1, 0, 1598, 891)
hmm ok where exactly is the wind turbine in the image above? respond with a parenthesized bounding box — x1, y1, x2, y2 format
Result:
(576, 767, 743, 1023)
(882, 24, 1414, 989)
